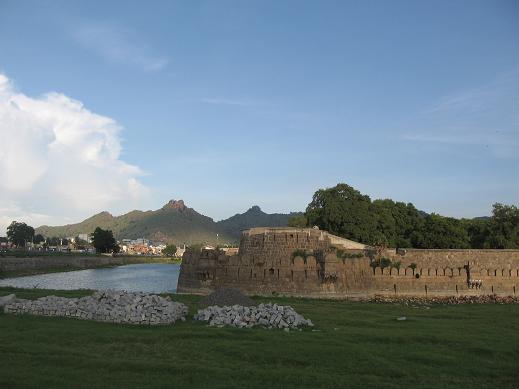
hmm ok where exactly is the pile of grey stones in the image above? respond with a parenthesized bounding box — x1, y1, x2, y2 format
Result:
(194, 302, 314, 330)
(1, 290, 187, 326)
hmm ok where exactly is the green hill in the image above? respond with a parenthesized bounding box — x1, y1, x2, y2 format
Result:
(216, 205, 303, 240)
(35, 200, 300, 245)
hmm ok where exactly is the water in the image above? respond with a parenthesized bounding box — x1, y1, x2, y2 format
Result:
(0, 263, 180, 293)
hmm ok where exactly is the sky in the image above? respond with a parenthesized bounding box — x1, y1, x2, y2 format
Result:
(0, 0, 518, 233)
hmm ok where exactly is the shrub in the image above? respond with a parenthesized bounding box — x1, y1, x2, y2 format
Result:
(291, 249, 313, 264)
(379, 257, 392, 269)
(391, 261, 401, 270)
(335, 249, 363, 259)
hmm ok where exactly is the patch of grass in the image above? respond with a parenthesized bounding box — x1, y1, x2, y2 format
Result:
(0, 287, 518, 388)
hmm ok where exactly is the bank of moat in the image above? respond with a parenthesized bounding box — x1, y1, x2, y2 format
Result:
(177, 227, 519, 298)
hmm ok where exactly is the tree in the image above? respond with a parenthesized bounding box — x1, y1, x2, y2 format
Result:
(73, 236, 89, 250)
(463, 218, 489, 249)
(6, 221, 35, 247)
(47, 237, 60, 246)
(411, 214, 470, 249)
(33, 234, 45, 244)
(288, 215, 307, 228)
(162, 244, 177, 257)
(371, 200, 425, 248)
(485, 203, 519, 249)
(91, 227, 118, 254)
(306, 183, 378, 244)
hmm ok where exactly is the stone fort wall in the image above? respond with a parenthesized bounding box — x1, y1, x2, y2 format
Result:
(177, 228, 519, 298)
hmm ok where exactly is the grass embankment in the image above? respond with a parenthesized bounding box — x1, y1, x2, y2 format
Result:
(0, 287, 518, 388)
(0, 256, 181, 279)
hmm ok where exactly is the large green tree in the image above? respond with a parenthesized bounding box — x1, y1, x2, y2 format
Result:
(411, 214, 470, 249)
(6, 221, 35, 247)
(485, 203, 519, 249)
(371, 200, 425, 248)
(91, 227, 119, 254)
(306, 184, 379, 244)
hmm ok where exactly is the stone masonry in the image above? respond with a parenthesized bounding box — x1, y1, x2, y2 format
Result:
(177, 227, 519, 298)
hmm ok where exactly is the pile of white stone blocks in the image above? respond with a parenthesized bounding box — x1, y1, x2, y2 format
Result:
(1, 290, 188, 325)
(194, 303, 314, 330)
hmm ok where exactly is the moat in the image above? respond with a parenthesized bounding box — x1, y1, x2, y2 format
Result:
(0, 263, 180, 293)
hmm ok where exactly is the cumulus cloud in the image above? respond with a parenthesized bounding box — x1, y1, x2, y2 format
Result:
(0, 73, 149, 234)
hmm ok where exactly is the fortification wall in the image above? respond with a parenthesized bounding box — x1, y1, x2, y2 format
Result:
(177, 228, 519, 298)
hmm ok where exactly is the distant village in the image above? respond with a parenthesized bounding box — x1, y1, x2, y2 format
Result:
(0, 230, 238, 258)
(0, 233, 183, 256)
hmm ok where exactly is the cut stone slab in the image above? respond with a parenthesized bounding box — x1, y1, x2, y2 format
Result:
(0, 294, 16, 308)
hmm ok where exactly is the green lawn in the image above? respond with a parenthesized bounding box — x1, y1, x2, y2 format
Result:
(0, 287, 518, 388)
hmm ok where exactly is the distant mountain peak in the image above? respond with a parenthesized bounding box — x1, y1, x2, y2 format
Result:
(162, 199, 187, 212)
(92, 211, 113, 218)
(35, 200, 302, 244)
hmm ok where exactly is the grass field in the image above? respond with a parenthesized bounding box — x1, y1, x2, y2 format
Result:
(1, 287, 518, 388)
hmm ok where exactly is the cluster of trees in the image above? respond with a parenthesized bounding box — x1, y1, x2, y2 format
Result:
(289, 183, 519, 249)
(4, 221, 92, 248)
(4, 221, 117, 253)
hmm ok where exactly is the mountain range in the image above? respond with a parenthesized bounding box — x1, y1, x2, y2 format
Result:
(35, 200, 302, 245)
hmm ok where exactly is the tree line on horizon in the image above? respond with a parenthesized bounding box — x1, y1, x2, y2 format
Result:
(3, 222, 118, 254)
(288, 183, 519, 249)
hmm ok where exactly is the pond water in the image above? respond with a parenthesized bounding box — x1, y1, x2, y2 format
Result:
(0, 263, 180, 293)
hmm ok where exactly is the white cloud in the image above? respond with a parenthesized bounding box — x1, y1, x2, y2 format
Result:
(0, 73, 149, 234)
(74, 22, 168, 71)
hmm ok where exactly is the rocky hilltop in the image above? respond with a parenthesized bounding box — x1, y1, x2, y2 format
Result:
(35, 200, 301, 245)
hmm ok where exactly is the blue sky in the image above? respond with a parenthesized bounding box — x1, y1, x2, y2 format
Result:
(0, 0, 518, 231)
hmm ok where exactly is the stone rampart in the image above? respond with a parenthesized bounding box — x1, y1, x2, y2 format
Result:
(177, 227, 519, 298)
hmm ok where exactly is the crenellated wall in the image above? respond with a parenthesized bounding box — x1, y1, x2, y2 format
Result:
(177, 228, 519, 298)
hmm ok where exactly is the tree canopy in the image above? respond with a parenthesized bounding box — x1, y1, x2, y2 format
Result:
(6, 221, 35, 247)
(91, 227, 119, 254)
(162, 244, 177, 257)
(304, 183, 519, 249)
(33, 234, 45, 244)
(287, 215, 307, 228)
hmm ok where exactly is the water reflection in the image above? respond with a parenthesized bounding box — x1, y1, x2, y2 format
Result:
(0, 263, 180, 293)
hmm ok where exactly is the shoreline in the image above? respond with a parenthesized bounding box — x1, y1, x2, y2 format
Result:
(0, 256, 181, 279)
